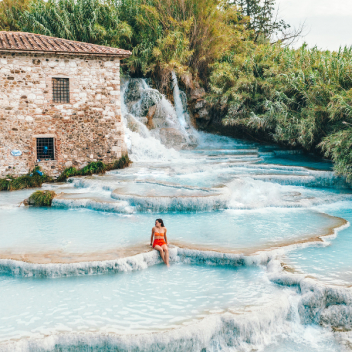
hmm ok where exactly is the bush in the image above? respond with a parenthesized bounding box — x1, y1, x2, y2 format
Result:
(320, 129, 352, 183)
(106, 154, 131, 171)
(56, 167, 78, 182)
(28, 190, 56, 206)
(57, 155, 132, 182)
(79, 161, 107, 176)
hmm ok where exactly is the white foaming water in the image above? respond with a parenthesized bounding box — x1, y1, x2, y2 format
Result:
(125, 128, 181, 162)
(267, 258, 352, 347)
(121, 78, 190, 162)
(171, 71, 187, 128)
(1, 75, 352, 351)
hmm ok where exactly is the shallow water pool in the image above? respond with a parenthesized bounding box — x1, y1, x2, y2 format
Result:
(285, 202, 352, 285)
(0, 206, 340, 260)
(0, 263, 285, 343)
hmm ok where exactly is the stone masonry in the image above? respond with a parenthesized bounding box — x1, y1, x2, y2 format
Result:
(0, 32, 131, 177)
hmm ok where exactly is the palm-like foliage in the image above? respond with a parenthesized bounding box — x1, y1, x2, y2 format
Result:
(320, 129, 352, 182)
(210, 44, 352, 181)
(21, 0, 132, 46)
(0, 0, 31, 30)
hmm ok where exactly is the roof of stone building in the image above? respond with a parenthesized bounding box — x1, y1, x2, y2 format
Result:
(0, 31, 132, 57)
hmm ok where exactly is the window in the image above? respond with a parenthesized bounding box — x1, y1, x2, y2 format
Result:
(36, 138, 55, 160)
(52, 78, 69, 103)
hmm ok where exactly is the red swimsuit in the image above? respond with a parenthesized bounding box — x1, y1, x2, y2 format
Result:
(153, 232, 166, 248)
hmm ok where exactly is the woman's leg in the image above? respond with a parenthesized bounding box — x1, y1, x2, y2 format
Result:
(161, 245, 169, 266)
(153, 245, 165, 263)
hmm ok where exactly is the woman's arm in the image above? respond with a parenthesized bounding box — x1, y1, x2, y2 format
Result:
(150, 227, 154, 246)
(164, 228, 168, 245)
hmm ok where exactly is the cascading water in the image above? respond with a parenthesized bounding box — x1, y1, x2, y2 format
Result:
(121, 75, 198, 161)
(1, 74, 352, 351)
(171, 71, 188, 128)
(171, 71, 199, 148)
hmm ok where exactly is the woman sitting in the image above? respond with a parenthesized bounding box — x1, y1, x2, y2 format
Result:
(150, 218, 169, 267)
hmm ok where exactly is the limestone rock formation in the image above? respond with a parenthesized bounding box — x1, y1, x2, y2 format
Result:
(140, 90, 162, 116)
(124, 79, 162, 118)
(125, 114, 148, 137)
(188, 88, 211, 128)
(124, 79, 142, 104)
(159, 128, 188, 149)
(146, 105, 157, 129)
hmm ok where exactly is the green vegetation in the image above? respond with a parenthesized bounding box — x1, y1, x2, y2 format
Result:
(118, 0, 250, 89)
(0, 156, 131, 191)
(0, 0, 31, 31)
(28, 190, 56, 206)
(320, 130, 352, 183)
(209, 45, 352, 181)
(0, 167, 52, 191)
(1, 0, 351, 181)
(57, 155, 131, 182)
(20, 0, 132, 46)
(109, 154, 131, 170)
(56, 166, 78, 182)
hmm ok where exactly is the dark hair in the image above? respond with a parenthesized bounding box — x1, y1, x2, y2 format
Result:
(156, 218, 165, 227)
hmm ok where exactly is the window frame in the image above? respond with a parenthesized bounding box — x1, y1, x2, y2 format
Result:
(35, 136, 56, 161)
(52, 77, 70, 103)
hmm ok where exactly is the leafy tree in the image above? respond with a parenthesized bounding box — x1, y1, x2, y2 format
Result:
(117, 0, 250, 90)
(231, 0, 302, 45)
(236, 0, 284, 40)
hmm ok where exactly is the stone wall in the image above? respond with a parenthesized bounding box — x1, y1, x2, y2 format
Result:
(0, 52, 127, 177)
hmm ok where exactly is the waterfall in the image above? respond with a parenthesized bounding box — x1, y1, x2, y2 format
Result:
(171, 71, 188, 129)
(121, 76, 198, 161)
(171, 71, 199, 146)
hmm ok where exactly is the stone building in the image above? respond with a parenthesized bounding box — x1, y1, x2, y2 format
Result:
(0, 31, 131, 177)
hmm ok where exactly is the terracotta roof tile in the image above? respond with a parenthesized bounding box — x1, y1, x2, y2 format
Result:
(0, 31, 132, 57)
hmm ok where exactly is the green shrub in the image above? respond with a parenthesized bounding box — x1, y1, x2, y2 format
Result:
(28, 190, 56, 206)
(320, 129, 352, 183)
(79, 161, 107, 176)
(56, 167, 78, 182)
(107, 154, 131, 171)
(0, 167, 52, 191)
(56, 155, 132, 182)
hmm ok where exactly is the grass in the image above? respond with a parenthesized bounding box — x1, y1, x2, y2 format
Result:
(28, 190, 56, 206)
